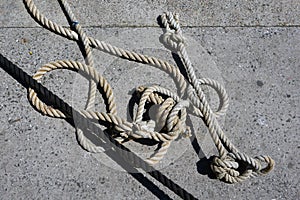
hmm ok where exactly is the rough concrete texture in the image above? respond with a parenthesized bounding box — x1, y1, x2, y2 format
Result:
(2, 0, 300, 27)
(0, 0, 299, 200)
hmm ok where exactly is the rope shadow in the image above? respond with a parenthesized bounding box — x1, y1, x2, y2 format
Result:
(0, 53, 198, 200)
(158, 29, 216, 180)
(186, 114, 217, 180)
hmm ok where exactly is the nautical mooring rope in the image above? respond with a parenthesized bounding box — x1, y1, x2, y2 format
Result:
(0, 53, 197, 200)
(22, 0, 274, 184)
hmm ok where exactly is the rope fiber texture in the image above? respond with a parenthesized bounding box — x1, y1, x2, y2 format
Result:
(23, 0, 274, 184)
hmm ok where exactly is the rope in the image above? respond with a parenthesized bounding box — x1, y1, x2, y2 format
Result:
(0, 54, 198, 200)
(22, 0, 274, 184)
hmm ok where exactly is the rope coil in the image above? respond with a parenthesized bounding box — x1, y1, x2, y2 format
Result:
(23, 0, 274, 183)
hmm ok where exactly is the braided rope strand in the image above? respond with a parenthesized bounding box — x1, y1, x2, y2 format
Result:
(22, 0, 274, 184)
(160, 12, 274, 183)
(0, 53, 198, 199)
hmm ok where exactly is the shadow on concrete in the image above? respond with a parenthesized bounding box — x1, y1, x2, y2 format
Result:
(0, 53, 198, 200)
(187, 115, 217, 180)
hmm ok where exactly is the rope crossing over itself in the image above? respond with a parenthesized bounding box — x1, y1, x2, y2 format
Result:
(24, 0, 274, 184)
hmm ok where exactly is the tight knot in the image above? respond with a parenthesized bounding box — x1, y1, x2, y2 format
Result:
(211, 154, 275, 183)
(211, 155, 253, 184)
(160, 32, 186, 52)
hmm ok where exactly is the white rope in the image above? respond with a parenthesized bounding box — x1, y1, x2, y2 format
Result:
(24, 0, 274, 183)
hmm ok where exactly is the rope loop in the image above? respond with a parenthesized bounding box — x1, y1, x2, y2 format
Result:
(211, 153, 275, 183)
(161, 12, 181, 33)
(160, 12, 186, 52)
(211, 154, 254, 184)
(254, 155, 275, 175)
(22, 0, 274, 183)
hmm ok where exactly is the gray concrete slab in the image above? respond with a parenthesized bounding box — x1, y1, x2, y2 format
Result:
(1, 0, 300, 28)
(1, 0, 299, 200)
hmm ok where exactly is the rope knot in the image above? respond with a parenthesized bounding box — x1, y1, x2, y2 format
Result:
(160, 32, 186, 52)
(211, 154, 275, 183)
(210, 155, 253, 183)
(132, 120, 156, 138)
(23, 0, 275, 183)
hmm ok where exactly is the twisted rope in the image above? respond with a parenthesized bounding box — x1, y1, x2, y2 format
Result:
(0, 54, 197, 200)
(160, 12, 274, 183)
(23, 0, 274, 183)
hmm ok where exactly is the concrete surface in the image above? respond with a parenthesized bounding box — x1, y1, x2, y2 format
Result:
(0, 0, 299, 199)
